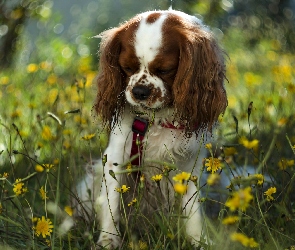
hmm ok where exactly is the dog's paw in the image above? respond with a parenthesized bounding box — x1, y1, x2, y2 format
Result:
(94, 233, 121, 249)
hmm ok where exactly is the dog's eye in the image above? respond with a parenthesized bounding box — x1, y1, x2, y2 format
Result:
(122, 67, 133, 74)
(156, 68, 175, 75)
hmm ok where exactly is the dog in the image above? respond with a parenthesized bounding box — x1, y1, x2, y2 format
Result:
(76, 9, 227, 249)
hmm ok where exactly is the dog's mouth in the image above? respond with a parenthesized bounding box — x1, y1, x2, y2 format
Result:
(139, 103, 163, 111)
(127, 101, 162, 112)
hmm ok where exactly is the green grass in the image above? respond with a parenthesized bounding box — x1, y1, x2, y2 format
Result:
(1, 25, 295, 250)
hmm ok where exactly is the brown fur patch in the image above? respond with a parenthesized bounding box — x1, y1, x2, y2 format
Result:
(146, 12, 161, 24)
(136, 74, 147, 84)
(94, 17, 141, 127)
(147, 85, 162, 106)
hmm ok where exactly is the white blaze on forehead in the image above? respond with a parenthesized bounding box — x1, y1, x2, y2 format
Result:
(134, 13, 167, 65)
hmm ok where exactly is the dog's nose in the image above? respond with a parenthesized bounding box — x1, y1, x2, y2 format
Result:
(132, 86, 151, 100)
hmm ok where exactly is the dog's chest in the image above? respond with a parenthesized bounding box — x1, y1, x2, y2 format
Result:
(141, 125, 196, 163)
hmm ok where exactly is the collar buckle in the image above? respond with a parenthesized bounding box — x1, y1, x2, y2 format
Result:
(132, 117, 149, 136)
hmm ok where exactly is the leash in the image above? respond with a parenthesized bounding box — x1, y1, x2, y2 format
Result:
(131, 117, 149, 166)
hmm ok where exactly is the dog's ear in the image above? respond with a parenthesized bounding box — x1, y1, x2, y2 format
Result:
(94, 28, 125, 127)
(173, 27, 227, 134)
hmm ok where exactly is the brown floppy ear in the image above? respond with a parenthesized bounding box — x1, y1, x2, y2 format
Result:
(173, 28, 227, 134)
(94, 28, 125, 128)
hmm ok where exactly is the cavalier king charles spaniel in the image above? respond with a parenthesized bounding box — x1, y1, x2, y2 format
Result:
(76, 9, 227, 249)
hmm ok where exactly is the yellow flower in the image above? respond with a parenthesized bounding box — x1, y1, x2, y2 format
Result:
(140, 174, 145, 182)
(53, 158, 59, 165)
(239, 137, 259, 149)
(45, 239, 51, 247)
(230, 232, 259, 248)
(254, 174, 264, 185)
(128, 240, 148, 250)
(32, 217, 38, 223)
(126, 163, 132, 175)
(28, 102, 36, 109)
(2, 172, 9, 178)
(47, 74, 57, 85)
(222, 216, 239, 225)
(128, 198, 137, 207)
(81, 133, 95, 140)
(39, 61, 52, 71)
(62, 129, 72, 135)
(138, 240, 148, 250)
(277, 117, 287, 127)
(190, 175, 198, 184)
(205, 158, 222, 174)
(167, 232, 174, 240)
(173, 172, 191, 183)
(37, 164, 54, 173)
(11, 110, 22, 118)
(74, 115, 87, 124)
(48, 88, 58, 105)
(115, 185, 130, 193)
(244, 72, 262, 86)
(151, 174, 163, 182)
(35, 164, 45, 172)
(33, 216, 54, 238)
(231, 232, 249, 246)
(19, 130, 28, 138)
(205, 143, 212, 149)
(207, 173, 220, 186)
(45, 164, 54, 169)
(13, 179, 27, 196)
(162, 165, 174, 176)
(264, 187, 276, 201)
(278, 158, 294, 170)
(64, 206, 73, 216)
(0, 76, 9, 85)
(41, 126, 53, 141)
(174, 183, 188, 194)
(248, 238, 259, 248)
(39, 186, 48, 200)
(27, 63, 38, 73)
(223, 147, 237, 156)
(225, 187, 253, 211)
(63, 140, 71, 149)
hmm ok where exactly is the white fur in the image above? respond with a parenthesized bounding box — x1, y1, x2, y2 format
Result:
(134, 13, 166, 64)
(125, 14, 168, 109)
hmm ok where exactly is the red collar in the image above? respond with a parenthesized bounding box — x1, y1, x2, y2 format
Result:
(130, 117, 183, 166)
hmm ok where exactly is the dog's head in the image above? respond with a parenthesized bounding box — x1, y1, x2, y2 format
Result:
(94, 10, 227, 133)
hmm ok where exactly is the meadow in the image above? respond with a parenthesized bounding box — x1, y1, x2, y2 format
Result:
(1, 10, 295, 250)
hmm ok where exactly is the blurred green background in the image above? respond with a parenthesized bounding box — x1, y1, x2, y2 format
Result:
(1, 0, 295, 68)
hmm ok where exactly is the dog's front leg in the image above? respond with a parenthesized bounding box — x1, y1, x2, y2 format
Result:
(96, 157, 121, 249)
(96, 125, 132, 249)
(183, 181, 203, 246)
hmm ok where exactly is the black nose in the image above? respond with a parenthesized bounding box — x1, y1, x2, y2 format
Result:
(132, 86, 151, 100)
